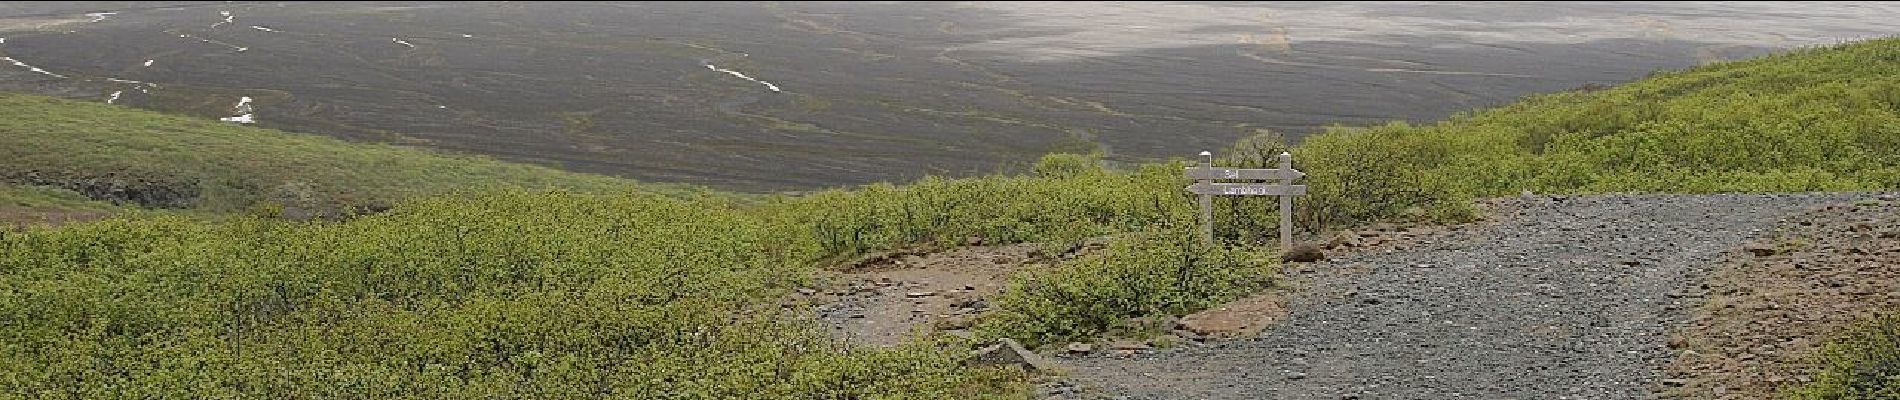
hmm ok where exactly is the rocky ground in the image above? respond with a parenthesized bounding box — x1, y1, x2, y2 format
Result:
(1048, 192, 1884, 399)
(1662, 196, 1900, 399)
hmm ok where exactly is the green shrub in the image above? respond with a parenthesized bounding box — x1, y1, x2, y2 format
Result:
(1032, 153, 1100, 179)
(0, 190, 1023, 398)
(763, 159, 1196, 261)
(974, 230, 1278, 348)
(1791, 313, 1900, 400)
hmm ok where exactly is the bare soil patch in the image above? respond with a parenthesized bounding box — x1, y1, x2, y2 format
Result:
(1663, 196, 1900, 399)
(803, 244, 1046, 347)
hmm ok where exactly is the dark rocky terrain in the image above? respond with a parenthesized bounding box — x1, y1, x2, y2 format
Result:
(5, 2, 1894, 190)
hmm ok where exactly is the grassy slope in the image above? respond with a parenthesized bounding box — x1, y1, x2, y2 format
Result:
(1282, 38, 1900, 230)
(3, 38, 1899, 398)
(0, 185, 117, 212)
(0, 93, 677, 213)
(0, 185, 125, 227)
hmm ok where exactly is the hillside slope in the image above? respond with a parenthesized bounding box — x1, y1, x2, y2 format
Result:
(2, 37, 1898, 399)
(0, 92, 668, 214)
(1275, 37, 1900, 231)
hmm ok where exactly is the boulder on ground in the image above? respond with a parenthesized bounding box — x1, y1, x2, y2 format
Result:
(1282, 242, 1326, 263)
(967, 338, 1054, 372)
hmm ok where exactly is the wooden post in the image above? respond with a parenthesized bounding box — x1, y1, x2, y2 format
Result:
(1198, 151, 1214, 243)
(1278, 152, 1293, 252)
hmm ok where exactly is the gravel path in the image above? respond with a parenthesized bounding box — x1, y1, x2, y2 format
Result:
(1057, 193, 1865, 399)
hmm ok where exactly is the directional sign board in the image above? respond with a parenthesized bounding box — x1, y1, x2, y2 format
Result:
(1183, 167, 1304, 180)
(1186, 151, 1304, 249)
(1186, 182, 1307, 196)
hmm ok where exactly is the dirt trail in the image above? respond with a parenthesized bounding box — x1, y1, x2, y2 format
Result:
(804, 244, 1044, 347)
(1055, 193, 1872, 399)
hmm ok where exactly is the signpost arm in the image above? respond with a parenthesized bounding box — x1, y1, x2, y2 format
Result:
(1278, 152, 1294, 252)
(1199, 151, 1214, 243)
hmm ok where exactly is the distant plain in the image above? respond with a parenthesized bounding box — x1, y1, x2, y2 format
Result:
(2, 1, 1895, 190)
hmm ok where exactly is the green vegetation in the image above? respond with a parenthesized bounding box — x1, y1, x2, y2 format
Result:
(5, 37, 1900, 398)
(0, 191, 1021, 398)
(976, 230, 1277, 347)
(763, 155, 1191, 261)
(0, 93, 671, 214)
(0, 185, 127, 227)
(0, 185, 119, 213)
(1277, 38, 1900, 229)
(1792, 314, 1900, 399)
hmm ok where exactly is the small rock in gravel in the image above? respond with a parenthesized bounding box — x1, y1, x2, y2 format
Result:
(906, 291, 936, 298)
(1067, 342, 1094, 354)
(1283, 243, 1327, 263)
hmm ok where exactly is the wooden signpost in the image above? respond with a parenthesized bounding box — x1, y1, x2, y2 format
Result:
(1186, 151, 1305, 250)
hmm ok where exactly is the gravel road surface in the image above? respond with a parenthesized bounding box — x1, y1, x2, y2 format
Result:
(1057, 193, 1868, 399)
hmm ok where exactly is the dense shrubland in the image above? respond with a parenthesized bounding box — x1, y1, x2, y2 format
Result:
(3, 38, 1898, 398)
(1792, 314, 1900, 399)
(0, 191, 1021, 398)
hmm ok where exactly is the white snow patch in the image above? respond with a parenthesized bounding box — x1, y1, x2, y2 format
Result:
(392, 38, 414, 48)
(2, 56, 65, 78)
(220, 96, 255, 124)
(105, 77, 157, 87)
(107, 91, 122, 104)
(212, 11, 233, 28)
(705, 63, 781, 93)
(250, 25, 278, 32)
(460, 34, 473, 38)
(86, 12, 116, 23)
